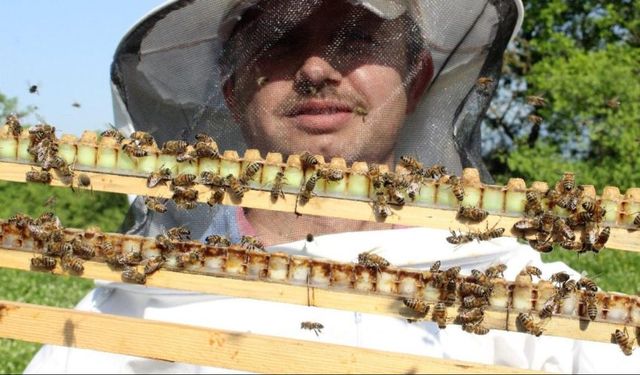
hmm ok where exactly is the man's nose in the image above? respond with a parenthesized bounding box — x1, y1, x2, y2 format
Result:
(294, 56, 342, 94)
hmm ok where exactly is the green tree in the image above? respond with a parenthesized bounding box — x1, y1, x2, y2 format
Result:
(483, 0, 640, 193)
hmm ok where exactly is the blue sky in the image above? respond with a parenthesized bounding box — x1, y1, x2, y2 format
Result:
(0, 0, 165, 135)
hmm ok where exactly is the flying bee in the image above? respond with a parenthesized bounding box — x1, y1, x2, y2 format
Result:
(61, 251, 84, 274)
(100, 128, 125, 143)
(403, 298, 430, 315)
(239, 161, 262, 185)
(240, 235, 266, 252)
(460, 282, 489, 297)
(446, 175, 464, 202)
(357, 248, 390, 271)
(29, 84, 39, 94)
(77, 173, 92, 191)
(550, 271, 571, 285)
(5, 113, 22, 136)
(167, 225, 191, 241)
(205, 235, 231, 247)
(584, 291, 598, 321)
(462, 295, 488, 308)
(485, 264, 507, 279)
(171, 173, 197, 189)
(121, 267, 147, 285)
(521, 265, 542, 280)
(299, 151, 319, 170)
(269, 171, 287, 202)
(559, 239, 583, 252)
(606, 96, 621, 110)
(207, 189, 225, 207)
(576, 276, 598, 292)
(525, 191, 544, 216)
(371, 190, 393, 219)
(160, 140, 188, 155)
(430, 260, 441, 273)
(300, 321, 324, 336)
(446, 229, 474, 245)
(463, 321, 490, 335)
(528, 114, 543, 125)
(613, 328, 635, 356)
(142, 256, 165, 275)
(526, 95, 547, 107)
(316, 166, 344, 182)
(71, 236, 95, 259)
(399, 156, 423, 174)
(432, 302, 448, 329)
(457, 206, 488, 222)
(593, 226, 610, 252)
(26, 168, 52, 184)
(144, 196, 167, 213)
(528, 237, 554, 253)
(353, 105, 368, 122)
(299, 173, 319, 203)
(147, 167, 173, 188)
(30, 255, 57, 271)
(122, 142, 147, 158)
(227, 174, 249, 199)
(517, 312, 544, 337)
(130, 131, 154, 146)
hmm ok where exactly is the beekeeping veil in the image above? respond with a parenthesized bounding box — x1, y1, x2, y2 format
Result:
(112, 0, 523, 243)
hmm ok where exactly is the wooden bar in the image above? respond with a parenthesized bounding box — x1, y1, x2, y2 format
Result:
(1, 161, 638, 253)
(0, 300, 536, 374)
(0, 249, 633, 345)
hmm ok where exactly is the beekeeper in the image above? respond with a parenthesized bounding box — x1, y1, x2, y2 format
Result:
(25, 0, 639, 373)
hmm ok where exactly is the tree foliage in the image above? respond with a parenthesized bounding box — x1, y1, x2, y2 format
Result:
(483, 0, 640, 192)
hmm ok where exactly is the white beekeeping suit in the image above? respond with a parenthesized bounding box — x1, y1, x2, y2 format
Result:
(25, 0, 640, 372)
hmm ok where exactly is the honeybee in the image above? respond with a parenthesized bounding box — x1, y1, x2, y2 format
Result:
(306, 233, 314, 242)
(457, 206, 488, 222)
(403, 298, 430, 315)
(142, 256, 165, 275)
(386, 185, 406, 206)
(521, 265, 542, 280)
(205, 235, 231, 247)
(71, 236, 95, 259)
(357, 248, 390, 271)
(207, 189, 225, 207)
(560, 280, 578, 297)
(526, 95, 547, 107)
(485, 264, 507, 279)
(30, 255, 57, 271)
(299, 173, 319, 203)
(130, 131, 154, 146)
(300, 321, 324, 336)
(446, 175, 464, 202)
(462, 295, 488, 308)
(406, 181, 421, 200)
(444, 278, 458, 306)
(240, 235, 266, 252)
(5, 113, 22, 137)
(299, 151, 319, 170)
(399, 156, 423, 174)
(316, 166, 344, 182)
(371, 190, 392, 219)
(199, 171, 226, 187)
(559, 239, 583, 252)
(555, 193, 579, 212)
(353, 105, 368, 123)
(144, 196, 168, 213)
(432, 302, 448, 329)
(581, 224, 598, 253)
(517, 312, 544, 337)
(146, 167, 172, 188)
(552, 217, 575, 241)
(559, 172, 575, 193)
(460, 282, 490, 297)
(167, 225, 191, 241)
(576, 275, 598, 292)
(176, 248, 205, 268)
(550, 271, 571, 285)
(77, 173, 92, 191)
(227, 174, 249, 199)
(593, 226, 610, 252)
(424, 164, 448, 180)
(172, 186, 199, 210)
(270, 171, 287, 202)
(582, 201, 606, 223)
(193, 140, 219, 159)
(525, 191, 544, 216)
(584, 290, 598, 321)
(470, 269, 490, 286)
(8, 213, 34, 229)
(613, 327, 635, 356)
(171, 173, 197, 189)
(122, 142, 147, 158)
(528, 114, 543, 125)
(476, 76, 494, 92)
(463, 321, 490, 335)
(367, 164, 384, 189)
(256, 76, 269, 87)
(457, 307, 485, 324)
(100, 128, 125, 143)
(155, 233, 176, 252)
(121, 267, 147, 285)
(29, 84, 39, 94)
(538, 297, 558, 320)
(446, 229, 473, 245)
(61, 250, 84, 274)
(161, 140, 187, 155)
(430, 260, 441, 273)
(474, 223, 505, 242)
(528, 238, 554, 253)
(26, 168, 52, 184)
(605, 96, 621, 110)
(634, 213, 640, 227)
(240, 161, 262, 185)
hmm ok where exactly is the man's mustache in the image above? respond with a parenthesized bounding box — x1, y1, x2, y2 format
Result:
(275, 84, 368, 116)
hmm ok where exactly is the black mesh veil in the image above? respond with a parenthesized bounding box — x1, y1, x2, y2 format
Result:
(112, 0, 522, 243)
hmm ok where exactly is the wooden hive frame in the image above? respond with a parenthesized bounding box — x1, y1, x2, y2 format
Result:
(1, 127, 639, 371)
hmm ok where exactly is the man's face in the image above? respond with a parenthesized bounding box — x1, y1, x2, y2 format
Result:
(225, 0, 430, 163)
